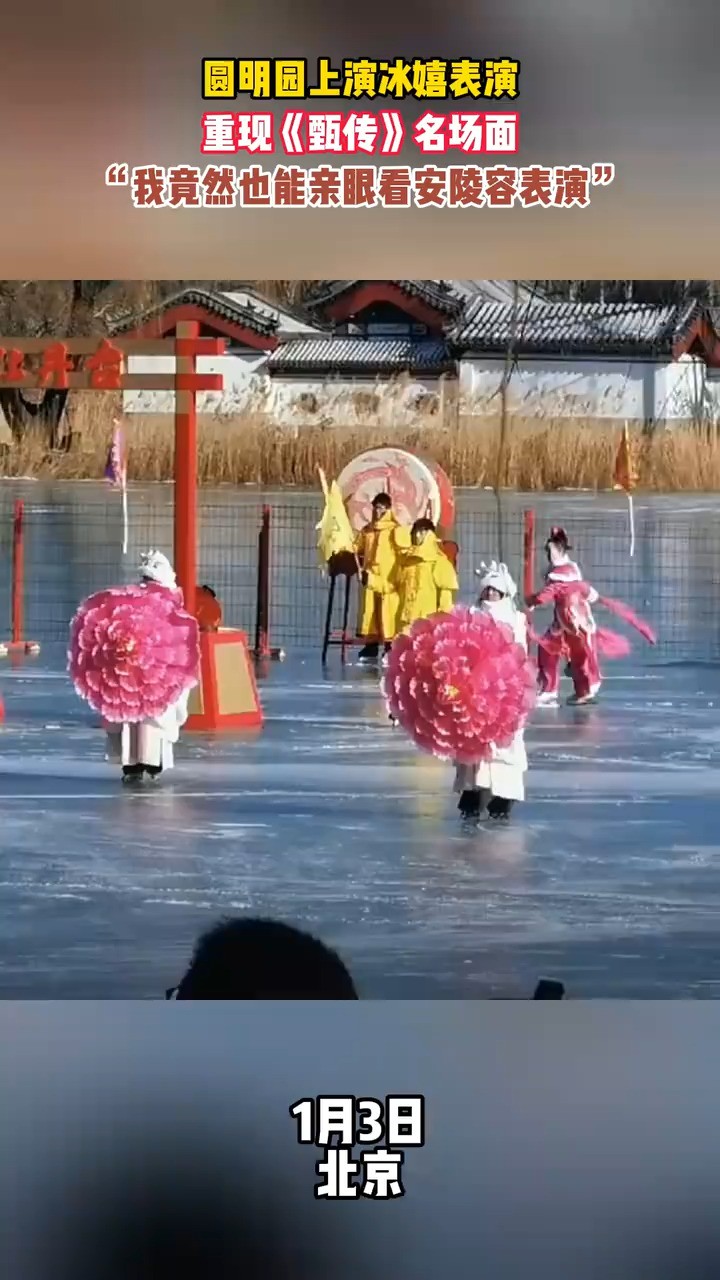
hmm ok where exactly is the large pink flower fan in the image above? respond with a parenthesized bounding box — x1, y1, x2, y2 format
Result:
(383, 606, 536, 765)
(68, 583, 200, 723)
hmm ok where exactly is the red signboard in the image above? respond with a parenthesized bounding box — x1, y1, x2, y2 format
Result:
(0, 335, 228, 391)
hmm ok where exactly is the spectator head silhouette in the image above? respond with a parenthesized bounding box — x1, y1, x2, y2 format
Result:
(172, 917, 359, 1000)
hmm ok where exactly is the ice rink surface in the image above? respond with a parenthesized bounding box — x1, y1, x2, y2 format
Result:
(2, 645, 720, 999)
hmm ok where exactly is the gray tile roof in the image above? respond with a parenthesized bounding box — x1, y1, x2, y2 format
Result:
(452, 298, 703, 356)
(266, 336, 454, 376)
(452, 280, 547, 307)
(112, 288, 279, 339)
(303, 280, 463, 318)
(222, 289, 321, 336)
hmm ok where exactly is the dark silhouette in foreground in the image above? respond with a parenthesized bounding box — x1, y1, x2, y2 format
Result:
(169, 917, 359, 1000)
(533, 979, 565, 999)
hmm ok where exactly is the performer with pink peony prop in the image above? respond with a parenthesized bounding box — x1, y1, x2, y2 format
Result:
(68, 550, 200, 784)
(382, 573, 536, 824)
(453, 561, 532, 821)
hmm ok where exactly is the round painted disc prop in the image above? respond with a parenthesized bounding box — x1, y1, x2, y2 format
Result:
(338, 447, 441, 532)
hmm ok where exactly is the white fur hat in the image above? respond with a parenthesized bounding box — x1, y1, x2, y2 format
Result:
(139, 549, 177, 590)
(475, 560, 517, 599)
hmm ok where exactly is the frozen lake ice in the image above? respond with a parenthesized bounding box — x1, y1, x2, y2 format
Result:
(2, 643, 720, 998)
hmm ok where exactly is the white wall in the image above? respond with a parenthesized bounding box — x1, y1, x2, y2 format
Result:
(122, 352, 270, 416)
(121, 348, 720, 427)
(265, 375, 446, 426)
(458, 354, 720, 423)
(662, 356, 720, 423)
(122, 359, 448, 425)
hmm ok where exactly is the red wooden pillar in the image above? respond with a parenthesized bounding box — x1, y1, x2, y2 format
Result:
(173, 325, 265, 732)
(174, 319, 198, 619)
(1, 498, 39, 658)
(12, 500, 24, 645)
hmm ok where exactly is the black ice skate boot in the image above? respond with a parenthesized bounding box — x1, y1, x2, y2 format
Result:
(357, 643, 380, 663)
(122, 764, 145, 786)
(487, 797, 515, 821)
(458, 789, 482, 820)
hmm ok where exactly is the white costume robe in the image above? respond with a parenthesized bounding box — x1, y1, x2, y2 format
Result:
(453, 601, 529, 803)
(105, 687, 192, 772)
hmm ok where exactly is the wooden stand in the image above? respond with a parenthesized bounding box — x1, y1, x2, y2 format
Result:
(321, 551, 358, 665)
(186, 629, 263, 731)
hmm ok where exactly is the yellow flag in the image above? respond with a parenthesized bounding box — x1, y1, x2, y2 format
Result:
(316, 469, 355, 565)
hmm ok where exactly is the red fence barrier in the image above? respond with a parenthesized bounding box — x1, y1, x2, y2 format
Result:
(0, 493, 713, 664)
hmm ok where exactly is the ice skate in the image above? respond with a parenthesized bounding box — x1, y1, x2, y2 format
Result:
(487, 797, 514, 821)
(536, 690, 559, 707)
(450, 564, 529, 831)
(457, 789, 483, 821)
(567, 691, 597, 706)
(357, 644, 380, 665)
(122, 765, 145, 786)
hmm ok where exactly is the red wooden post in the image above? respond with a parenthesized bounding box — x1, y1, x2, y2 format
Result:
(523, 509, 536, 600)
(174, 319, 198, 618)
(12, 500, 24, 645)
(1, 499, 39, 657)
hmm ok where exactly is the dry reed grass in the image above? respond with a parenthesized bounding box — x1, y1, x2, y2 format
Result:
(2, 392, 720, 491)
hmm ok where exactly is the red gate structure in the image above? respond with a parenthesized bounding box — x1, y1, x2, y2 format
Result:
(0, 330, 262, 731)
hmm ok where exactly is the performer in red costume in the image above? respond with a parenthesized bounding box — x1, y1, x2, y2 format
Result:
(527, 527, 599, 706)
(526, 527, 656, 707)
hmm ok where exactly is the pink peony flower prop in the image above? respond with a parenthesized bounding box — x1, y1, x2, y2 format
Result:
(68, 583, 200, 723)
(383, 605, 537, 765)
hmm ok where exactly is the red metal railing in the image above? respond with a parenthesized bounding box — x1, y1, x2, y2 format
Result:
(2, 497, 700, 663)
(1, 500, 40, 658)
(254, 504, 270, 658)
(253, 505, 284, 661)
(12, 499, 24, 646)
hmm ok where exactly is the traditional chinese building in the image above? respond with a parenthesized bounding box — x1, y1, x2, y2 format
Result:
(454, 297, 720, 425)
(117, 286, 316, 419)
(263, 280, 467, 424)
(116, 282, 720, 429)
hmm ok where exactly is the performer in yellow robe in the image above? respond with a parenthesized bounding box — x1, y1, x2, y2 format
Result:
(354, 493, 410, 661)
(397, 519, 459, 630)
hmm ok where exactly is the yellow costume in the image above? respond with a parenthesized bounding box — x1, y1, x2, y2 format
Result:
(354, 512, 410, 641)
(397, 533, 459, 629)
